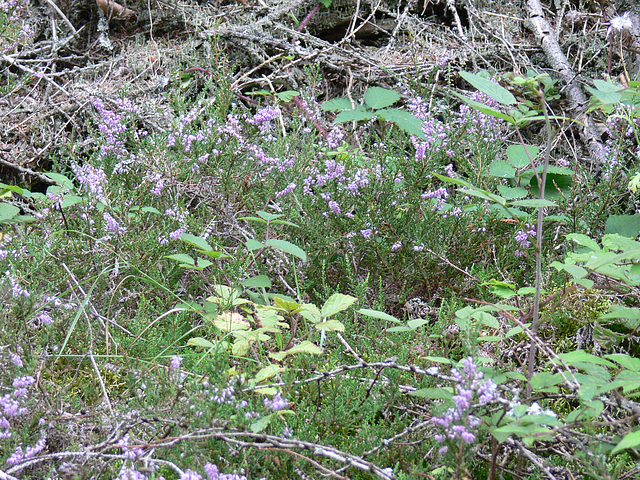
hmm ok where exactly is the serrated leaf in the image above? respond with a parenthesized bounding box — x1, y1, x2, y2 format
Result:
(246, 239, 264, 251)
(334, 109, 375, 123)
(316, 319, 344, 331)
(277, 90, 299, 102)
(284, 340, 322, 356)
(566, 233, 601, 251)
(357, 308, 400, 323)
(611, 429, 640, 455)
(459, 71, 517, 105)
(559, 350, 616, 368)
(321, 97, 354, 112)
(506, 144, 540, 168)
(250, 415, 272, 433)
(375, 108, 425, 138)
(60, 195, 83, 209)
(364, 86, 401, 109)
(605, 214, 640, 238)
(265, 239, 307, 262)
(187, 337, 216, 349)
(489, 160, 516, 178)
(298, 303, 321, 323)
(321, 293, 358, 317)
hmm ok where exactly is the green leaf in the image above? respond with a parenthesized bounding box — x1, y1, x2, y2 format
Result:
(364, 86, 401, 109)
(460, 187, 507, 206)
(0, 203, 19, 222)
(165, 254, 195, 266)
(277, 90, 299, 102)
(453, 93, 515, 123)
(530, 173, 573, 200)
(607, 353, 640, 371)
(242, 275, 272, 289)
(265, 239, 307, 262)
(321, 97, 353, 112)
(559, 350, 615, 368)
(530, 372, 564, 392)
(424, 356, 452, 364)
(257, 211, 283, 221)
(254, 365, 285, 383)
(605, 214, 640, 238)
(246, 239, 265, 251)
(567, 233, 601, 251)
(187, 337, 216, 349)
(334, 109, 375, 123)
(250, 415, 272, 433)
(357, 308, 401, 323)
(298, 303, 321, 323)
(509, 198, 557, 207)
(315, 320, 345, 331)
(44, 172, 74, 189)
(386, 325, 413, 333)
(506, 144, 540, 168)
(60, 195, 83, 209)
(141, 206, 162, 214)
(410, 387, 453, 399)
(321, 293, 358, 317)
(459, 71, 517, 105)
(375, 108, 425, 138)
(611, 429, 640, 455)
(180, 233, 213, 251)
(496, 185, 528, 199)
(489, 160, 516, 178)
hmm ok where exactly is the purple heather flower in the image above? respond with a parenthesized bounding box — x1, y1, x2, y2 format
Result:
(275, 182, 296, 197)
(264, 392, 288, 411)
(170, 356, 183, 370)
(10, 354, 22, 367)
(37, 311, 54, 326)
(328, 200, 341, 214)
(360, 228, 373, 240)
(103, 212, 127, 235)
(391, 241, 402, 251)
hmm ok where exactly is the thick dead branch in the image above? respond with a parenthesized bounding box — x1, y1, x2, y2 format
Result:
(525, 0, 607, 169)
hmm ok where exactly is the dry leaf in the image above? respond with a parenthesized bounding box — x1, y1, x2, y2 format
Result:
(96, 0, 136, 20)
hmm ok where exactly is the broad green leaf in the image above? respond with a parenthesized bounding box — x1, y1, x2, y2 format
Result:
(566, 233, 601, 251)
(459, 71, 517, 105)
(298, 303, 322, 323)
(376, 108, 425, 138)
(277, 340, 322, 357)
(614, 369, 640, 392)
(407, 318, 429, 329)
(497, 185, 528, 199)
(386, 325, 413, 333)
(44, 172, 74, 189)
(321, 97, 354, 112)
(506, 144, 540, 168)
(257, 211, 282, 221)
(246, 239, 265, 251)
(509, 199, 557, 207)
(565, 400, 604, 422)
(334, 109, 375, 123)
(460, 187, 507, 206)
(602, 234, 640, 252)
(321, 293, 357, 317)
(60, 195, 83, 209)
(489, 160, 516, 178)
(187, 337, 216, 349)
(239, 216, 267, 224)
(453, 93, 515, 123)
(250, 415, 272, 433)
(242, 275, 272, 289)
(559, 350, 615, 368)
(213, 312, 250, 332)
(141, 206, 162, 214)
(265, 239, 307, 262)
(611, 429, 640, 455)
(180, 233, 213, 251)
(357, 308, 400, 323)
(605, 214, 640, 238)
(315, 319, 345, 331)
(254, 365, 285, 383)
(165, 254, 195, 266)
(424, 356, 452, 364)
(364, 86, 401, 109)
(602, 307, 640, 322)
(530, 372, 564, 392)
(586, 80, 625, 106)
(0, 203, 19, 222)
(530, 173, 573, 200)
(277, 90, 299, 102)
(410, 387, 453, 399)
